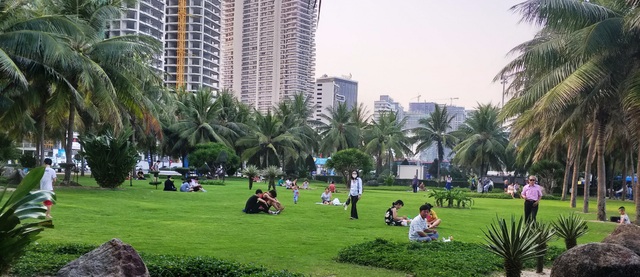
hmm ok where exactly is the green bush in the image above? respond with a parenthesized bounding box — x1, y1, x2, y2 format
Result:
(79, 130, 138, 188)
(10, 243, 303, 277)
(427, 189, 473, 208)
(199, 180, 225, 186)
(187, 142, 240, 176)
(18, 153, 37, 168)
(335, 238, 563, 277)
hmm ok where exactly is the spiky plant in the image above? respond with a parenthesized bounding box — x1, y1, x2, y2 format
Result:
(552, 213, 588, 250)
(261, 166, 283, 191)
(242, 165, 260, 190)
(79, 130, 138, 188)
(483, 216, 542, 277)
(530, 221, 555, 274)
(0, 167, 55, 274)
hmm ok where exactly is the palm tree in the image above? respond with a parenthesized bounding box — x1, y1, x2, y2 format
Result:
(411, 105, 457, 180)
(316, 103, 360, 155)
(364, 111, 412, 175)
(453, 104, 508, 189)
(498, 0, 640, 220)
(237, 111, 302, 168)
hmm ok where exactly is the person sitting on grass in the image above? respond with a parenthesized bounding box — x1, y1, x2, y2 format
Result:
(409, 204, 439, 242)
(190, 177, 206, 192)
(424, 203, 441, 228)
(418, 181, 426, 191)
(261, 190, 284, 214)
(505, 179, 515, 198)
(163, 176, 177, 191)
(243, 189, 271, 214)
(328, 181, 336, 193)
(137, 170, 146, 180)
(619, 206, 631, 225)
(320, 187, 332, 204)
(180, 178, 192, 192)
(385, 200, 411, 226)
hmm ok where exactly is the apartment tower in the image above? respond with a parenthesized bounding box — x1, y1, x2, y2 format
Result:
(221, 0, 318, 113)
(110, 0, 222, 92)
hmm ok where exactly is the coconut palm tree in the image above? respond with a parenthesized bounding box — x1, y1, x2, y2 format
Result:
(453, 104, 508, 187)
(316, 102, 360, 155)
(364, 111, 412, 175)
(411, 105, 458, 180)
(237, 111, 302, 168)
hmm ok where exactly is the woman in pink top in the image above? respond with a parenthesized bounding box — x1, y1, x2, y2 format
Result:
(521, 175, 543, 223)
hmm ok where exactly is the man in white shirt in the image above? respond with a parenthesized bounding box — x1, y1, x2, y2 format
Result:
(409, 204, 439, 242)
(40, 158, 57, 219)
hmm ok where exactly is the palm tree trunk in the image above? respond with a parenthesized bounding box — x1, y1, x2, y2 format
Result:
(64, 102, 75, 183)
(561, 141, 573, 201)
(38, 116, 46, 164)
(571, 135, 583, 208)
(595, 117, 607, 221)
(608, 155, 615, 200)
(583, 120, 598, 213)
(635, 146, 640, 225)
(622, 154, 628, 201)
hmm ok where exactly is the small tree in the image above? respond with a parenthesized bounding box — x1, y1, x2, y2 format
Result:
(530, 222, 555, 274)
(552, 213, 588, 250)
(0, 133, 20, 161)
(262, 166, 283, 191)
(243, 165, 260, 190)
(188, 142, 240, 176)
(325, 148, 373, 188)
(18, 153, 37, 169)
(529, 160, 564, 194)
(80, 130, 138, 188)
(483, 216, 542, 277)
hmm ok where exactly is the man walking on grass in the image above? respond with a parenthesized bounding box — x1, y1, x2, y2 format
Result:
(521, 175, 543, 223)
(40, 158, 57, 219)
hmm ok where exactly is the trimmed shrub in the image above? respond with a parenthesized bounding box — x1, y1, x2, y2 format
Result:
(79, 130, 138, 188)
(336, 238, 562, 277)
(10, 243, 303, 277)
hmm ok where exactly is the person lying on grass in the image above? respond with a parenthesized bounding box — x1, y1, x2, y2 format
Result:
(385, 200, 411, 226)
(409, 204, 439, 242)
(424, 203, 441, 228)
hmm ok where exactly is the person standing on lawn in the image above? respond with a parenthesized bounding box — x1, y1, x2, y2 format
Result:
(412, 175, 418, 193)
(344, 170, 363, 219)
(40, 158, 57, 219)
(521, 175, 543, 223)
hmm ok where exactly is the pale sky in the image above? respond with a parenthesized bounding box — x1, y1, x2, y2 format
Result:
(315, 0, 539, 112)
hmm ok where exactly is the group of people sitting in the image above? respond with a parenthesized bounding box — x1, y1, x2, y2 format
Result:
(503, 179, 520, 198)
(243, 189, 285, 215)
(278, 177, 310, 190)
(162, 176, 206, 192)
(384, 200, 444, 242)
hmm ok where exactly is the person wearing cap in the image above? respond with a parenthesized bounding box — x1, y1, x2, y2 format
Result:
(409, 204, 439, 242)
(521, 175, 543, 223)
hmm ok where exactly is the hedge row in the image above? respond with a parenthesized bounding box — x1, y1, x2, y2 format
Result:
(336, 238, 563, 277)
(10, 243, 302, 277)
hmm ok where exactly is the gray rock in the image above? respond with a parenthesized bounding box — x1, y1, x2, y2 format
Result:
(550, 243, 640, 277)
(602, 224, 640, 256)
(57, 238, 149, 277)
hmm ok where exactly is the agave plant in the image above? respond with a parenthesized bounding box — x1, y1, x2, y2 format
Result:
(0, 167, 55, 274)
(261, 166, 283, 191)
(79, 130, 138, 188)
(530, 221, 555, 274)
(242, 165, 260, 190)
(552, 213, 588, 250)
(483, 216, 542, 277)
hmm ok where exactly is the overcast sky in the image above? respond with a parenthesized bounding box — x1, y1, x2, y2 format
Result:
(315, 0, 539, 112)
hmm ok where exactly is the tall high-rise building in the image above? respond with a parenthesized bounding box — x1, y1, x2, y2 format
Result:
(221, 0, 318, 113)
(314, 75, 358, 124)
(165, 0, 222, 91)
(108, 0, 166, 71)
(110, 0, 222, 92)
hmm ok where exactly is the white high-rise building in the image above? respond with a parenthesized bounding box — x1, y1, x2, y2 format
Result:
(373, 95, 404, 123)
(109, 0, 222, 92)
(165, 0, 222, 91)
(108, 0, 166, 71)
(221, 0, 318, 113)
(314, 75, 358, 124)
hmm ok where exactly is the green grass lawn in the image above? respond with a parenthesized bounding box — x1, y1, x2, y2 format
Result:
(23, 176, 634, 276)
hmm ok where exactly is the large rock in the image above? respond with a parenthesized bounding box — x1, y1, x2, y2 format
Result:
(550, 243, 640, 277)
(602, 224, 640, 256)
(57, 238, 149, 277)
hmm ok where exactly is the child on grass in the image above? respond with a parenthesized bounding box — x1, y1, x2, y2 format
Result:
(293, 184, 300, 204)
(619, 206, 631, 225)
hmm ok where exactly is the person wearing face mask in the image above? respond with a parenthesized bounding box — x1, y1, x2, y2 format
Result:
(345, 170, 363, 219)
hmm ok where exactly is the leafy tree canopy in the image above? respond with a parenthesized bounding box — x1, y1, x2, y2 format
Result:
(326, 148, 373, 187)
(188, 142, 240, 174)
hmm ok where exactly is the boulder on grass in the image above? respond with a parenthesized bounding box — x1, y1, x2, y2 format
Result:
(57, 238, 149, 277)
(550, 243, 640, 277)
(602, 224, 640, 256)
